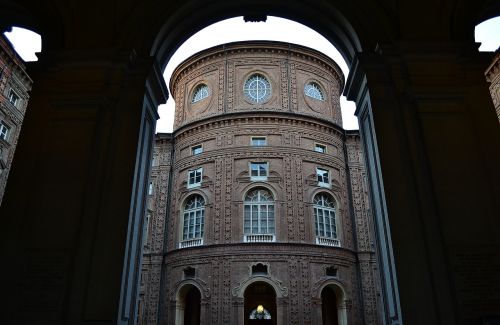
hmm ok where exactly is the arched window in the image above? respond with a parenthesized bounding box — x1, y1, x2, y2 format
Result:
(243, 74, 271, 103)
(192, 84, 210, 103)
(181, 195, 205, 248)
(304, 82, 325, 101)
(313, 193, 339, 246)
(244, 188, 275, 242)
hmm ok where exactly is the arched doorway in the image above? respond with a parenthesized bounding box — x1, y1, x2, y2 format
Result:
(176, 284, 201, 325)
(317, 283, 347, 325)
(321, 286, 338, 325)
(244, 282, 277, 325)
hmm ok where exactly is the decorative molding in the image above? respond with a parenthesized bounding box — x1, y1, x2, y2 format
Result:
(232, 274, 288, 298)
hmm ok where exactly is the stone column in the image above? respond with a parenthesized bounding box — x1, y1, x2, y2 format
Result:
(346, 42, 500, 325)
(0, 49, 167, 324)
(172, 301, 183, 325)
(338, 300, 349, 325)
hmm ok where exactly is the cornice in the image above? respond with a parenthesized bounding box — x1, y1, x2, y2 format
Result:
(173, 110, 345, 138)
(165, 242, 358, 263)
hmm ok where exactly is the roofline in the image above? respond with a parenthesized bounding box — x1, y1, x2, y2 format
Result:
(155, 132, 173, 140)
(169, 40, 345, 96)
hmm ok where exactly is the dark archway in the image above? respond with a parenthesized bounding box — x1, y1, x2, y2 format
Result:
(244, 281, 277, 325)
(183, 286, 201, 325)
(321, 287, 339, 325)
(176, 284, 202, 325)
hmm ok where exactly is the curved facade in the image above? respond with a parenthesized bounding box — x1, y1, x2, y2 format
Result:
(140, 41, 381, 325)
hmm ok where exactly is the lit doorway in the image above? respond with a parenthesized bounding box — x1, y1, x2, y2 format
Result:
(244, 282, 277, 325)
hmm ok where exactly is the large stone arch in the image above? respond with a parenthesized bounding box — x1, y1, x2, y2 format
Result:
(0, 2, 499, 325)
(148, 1, 370, 71)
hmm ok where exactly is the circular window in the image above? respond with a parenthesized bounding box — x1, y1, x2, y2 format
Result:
(304, 82, 325, 101)
(192, 84, 210, 103)
(243, 74, 271, 103)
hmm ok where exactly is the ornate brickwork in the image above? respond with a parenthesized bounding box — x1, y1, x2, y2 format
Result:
(138, 134, 173, 325)
(288, 257, 300, 325)
(0, 35, 32, 205)
(139, 41, 380, 325)
(211, 258, 221, 324)
(214, 158, 223, 244)
(485, 51, 500, 122)
(280, 59, 289, 110)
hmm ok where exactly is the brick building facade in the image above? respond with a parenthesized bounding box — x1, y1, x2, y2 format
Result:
(0, 35, 32, 205)
(485, 51, 500, 122)
(139, 41, 381, 325)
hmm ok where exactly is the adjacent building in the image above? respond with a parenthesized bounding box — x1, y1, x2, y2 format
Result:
(0, 34, 32, 205)
(139, 41, 381, 325)
(485, 50, 500, 122)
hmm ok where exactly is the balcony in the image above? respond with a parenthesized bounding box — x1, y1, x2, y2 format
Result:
(179, 238, 203, 248)
(244, 234, 275, 243)
(316, 237, 341, 247)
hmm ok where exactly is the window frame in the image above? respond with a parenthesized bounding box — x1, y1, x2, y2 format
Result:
(251, 136, 267, 147)
(187, 167, 203, 188)
(243, 188, 276, 241)
(304, 82, 325, 101)
(143, 212, 151, 247)
(191, 84, 210, 103)
(315, 143, 327, 153)
(147, 181, 154, 195)
(181, 195, 205, 245)
(0, 121, 10, 141)
(191, 144, 203, 155)
(8, 89, 20, 107)
(249, 162, 269, 181)
(313, 193, 338, 243)
(316, 167, 330, 188)
(243, 73, 272, 104)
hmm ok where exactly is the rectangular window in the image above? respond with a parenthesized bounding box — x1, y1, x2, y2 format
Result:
(143, 213, 151, 246)
(251, 136, 267, 146)
(8, 90, 19, 107)
(317, 168, 330, 187)
(188, 167, 203, 188)
(315, 143, 326, 153)
(148, 181, 154, 195)
(0, 122, 10, 141)
(191, 144, 203, 155)
(250, 162, 268, 180)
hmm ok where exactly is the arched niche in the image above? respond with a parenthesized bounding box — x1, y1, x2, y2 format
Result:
(175, 282, 203, 325)
(315, 280, 348, 325)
